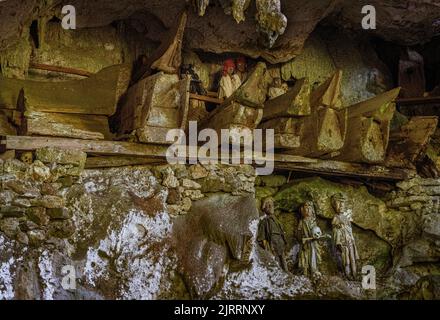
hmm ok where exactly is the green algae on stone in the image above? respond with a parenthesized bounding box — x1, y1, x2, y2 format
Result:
(274, 177, 413, 247)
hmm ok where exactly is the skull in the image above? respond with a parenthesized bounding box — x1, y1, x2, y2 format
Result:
(20, 152, 34, 165)
(312, 226, 322, 239)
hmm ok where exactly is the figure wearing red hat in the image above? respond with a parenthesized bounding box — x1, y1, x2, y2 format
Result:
(218, 59, 242, 99)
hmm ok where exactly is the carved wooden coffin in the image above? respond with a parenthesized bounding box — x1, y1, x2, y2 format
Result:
(335, 88, 400, 164)
(262, 77, 311, 121)
(280, 70, 348, 157)
(16, 90, 112, 140)
(386, 116, 438, 168)
(0, 64, 131, 116)
(115, 72, 190, 145)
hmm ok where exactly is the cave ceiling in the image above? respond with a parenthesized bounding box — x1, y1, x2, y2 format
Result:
(1, 0, 440, 64)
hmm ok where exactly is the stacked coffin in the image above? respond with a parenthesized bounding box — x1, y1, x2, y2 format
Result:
(200, 62, 268, 145)
(259, 70, 406, 164)
(113, 72, 190, 144)
(259, 70, 348, 158)
(0, 64, 131, 140)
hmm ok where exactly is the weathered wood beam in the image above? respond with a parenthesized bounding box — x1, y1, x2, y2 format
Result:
(29, 63, 93, 77)
(274, 159, 416, 181)
(1, 136, 170, 158)
(189, 93, 223, 104)
(0, 136, 316, 164)
(86, 156, 165, 169)
(396, 96, 440, 106)
(0, 136, 414, 180)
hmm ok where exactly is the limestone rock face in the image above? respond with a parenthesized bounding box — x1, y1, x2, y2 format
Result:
(334, 0, 440, 46)
(1, 1, 439, 64)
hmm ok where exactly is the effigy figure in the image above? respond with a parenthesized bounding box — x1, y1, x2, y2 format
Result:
(218, 58, 242, 99)
(181, 64, 209, 122)
(236, 56, 248, 82)
(181, 64, 207, 95)
(331, 193, 359, 280)
(268, 77, 288, 99)
(297, 201, 329, 277)
(257, 197, 288, 271)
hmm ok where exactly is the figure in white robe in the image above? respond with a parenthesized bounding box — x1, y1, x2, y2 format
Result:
(218, 58, 242, 99)
(331, 193, 359, 280)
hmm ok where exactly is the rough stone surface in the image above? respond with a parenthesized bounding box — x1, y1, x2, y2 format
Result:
(1, 0, 439, 67)
(0, 152, 439, 299)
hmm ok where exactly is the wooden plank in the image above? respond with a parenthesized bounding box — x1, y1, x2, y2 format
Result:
(86, 156, 165, 168)
(396, 96, 440, 106)
(29, 63, 93, 77)
(1, 136, 170, 158)
(274, 159, 416, 181)
(22, 111, 111, 140)
(0, 136, 316, 164)
(189, 93, 223, 104)
(0, 135, 413, 180)
(0, 64, 131, 115)
(0, 111, 17, 136)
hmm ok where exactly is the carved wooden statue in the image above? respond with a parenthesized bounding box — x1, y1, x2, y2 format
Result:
(257, 197, 288, 271)
(331, 193, 359, 280)
(297, 201, 329, 277)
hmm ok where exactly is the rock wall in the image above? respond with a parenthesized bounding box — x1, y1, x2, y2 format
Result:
(0, 148, 439, 299)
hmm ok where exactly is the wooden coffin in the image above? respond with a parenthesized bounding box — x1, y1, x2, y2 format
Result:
(114, 72, 190, 145)
(386, 116, 438, 168)
(335, 88, 400, 164)
(281, 70, 348, 157)
(220, 62, 268, 109)
(0, 64, 131, 116)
